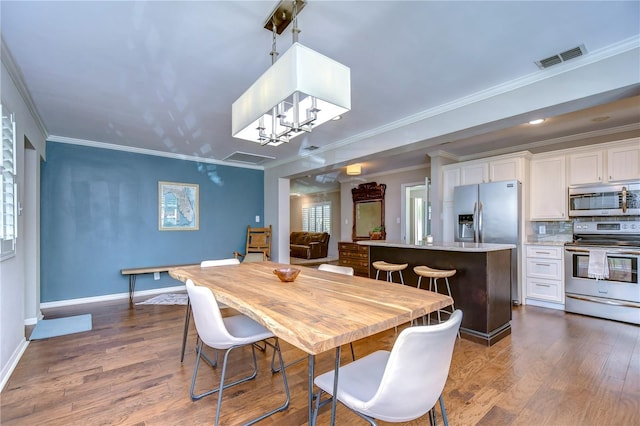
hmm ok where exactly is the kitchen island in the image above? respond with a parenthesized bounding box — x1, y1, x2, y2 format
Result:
(359, 240, 515, 346)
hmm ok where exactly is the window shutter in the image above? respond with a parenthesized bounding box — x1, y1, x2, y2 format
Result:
(1, 104, 17, 260)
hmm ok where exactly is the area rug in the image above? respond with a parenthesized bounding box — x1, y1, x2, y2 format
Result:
(30, 314, 92, 340)
(136, 293, 188, 305)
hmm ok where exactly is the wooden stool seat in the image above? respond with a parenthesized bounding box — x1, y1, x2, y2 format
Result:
(413, 265, 456, 279)
(373, 261, 408, 272)
(372, 261, 408, 285)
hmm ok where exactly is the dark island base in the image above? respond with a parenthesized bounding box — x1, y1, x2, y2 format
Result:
(369, 245, 513, 346)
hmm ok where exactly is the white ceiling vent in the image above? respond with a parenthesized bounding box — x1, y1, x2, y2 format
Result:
(535, 44, 587, 69)
(223, 151, 275, 165)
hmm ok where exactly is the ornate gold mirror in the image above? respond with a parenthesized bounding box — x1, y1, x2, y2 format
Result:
(352, 182, 386, 241)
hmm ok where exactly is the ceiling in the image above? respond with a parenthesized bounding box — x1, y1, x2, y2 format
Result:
(2, 1, 639, 193)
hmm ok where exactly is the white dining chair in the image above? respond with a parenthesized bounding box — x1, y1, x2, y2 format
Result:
(318, 263, 355, 276)
(313, 310, 463, 425)
(186, 279, 290, 425)
(180, 258, 240, 363)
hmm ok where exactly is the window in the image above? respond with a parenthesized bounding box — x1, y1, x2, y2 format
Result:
(302, 202, 331, 234)
(1, 104, 17, 260)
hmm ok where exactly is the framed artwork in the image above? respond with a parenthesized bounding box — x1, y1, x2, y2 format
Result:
(158, 181, 199, 231)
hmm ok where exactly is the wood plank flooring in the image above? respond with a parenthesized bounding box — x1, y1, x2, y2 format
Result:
(1, 299, 638, 425)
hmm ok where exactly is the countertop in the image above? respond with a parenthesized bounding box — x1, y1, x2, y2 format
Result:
(525, 240, 570, 246)
(357, 240, 515, 253)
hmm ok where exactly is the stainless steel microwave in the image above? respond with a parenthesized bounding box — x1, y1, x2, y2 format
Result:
(568, 183, 640, 217)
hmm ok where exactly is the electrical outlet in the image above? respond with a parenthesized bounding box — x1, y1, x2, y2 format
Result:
(255, 215, 260, 223)
(539, 225, 546, 234)
(154, 272, 160, 280)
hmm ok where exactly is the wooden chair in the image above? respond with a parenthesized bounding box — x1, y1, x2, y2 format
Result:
(234, 225, 271, 262)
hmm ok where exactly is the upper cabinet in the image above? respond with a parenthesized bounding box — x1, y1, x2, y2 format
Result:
(460, 163, 488, 185)
(530, 155, 567, 220)
(607, 143, 640, 182)
(442, 153, 528, 202)
(568, 151, 603, 185)
(568, 139, 640, 186)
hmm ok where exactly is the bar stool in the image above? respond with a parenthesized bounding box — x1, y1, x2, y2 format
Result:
(413, 266, 457, 325)
(373, 261, 408, 285)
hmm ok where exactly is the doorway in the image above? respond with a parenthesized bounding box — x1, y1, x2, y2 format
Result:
(401, 179, 430, 244)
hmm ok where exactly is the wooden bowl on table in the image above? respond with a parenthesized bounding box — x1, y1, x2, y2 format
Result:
(273, 267, 301, 282)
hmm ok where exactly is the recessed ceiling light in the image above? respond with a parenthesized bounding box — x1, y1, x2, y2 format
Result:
(528, 118, 545, 125)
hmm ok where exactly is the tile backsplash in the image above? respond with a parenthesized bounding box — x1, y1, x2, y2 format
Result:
(528, 221, 573, 242)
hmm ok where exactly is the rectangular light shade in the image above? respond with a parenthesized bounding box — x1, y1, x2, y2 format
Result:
(346, 164, 361, 175)
(232, 42, 351, 143)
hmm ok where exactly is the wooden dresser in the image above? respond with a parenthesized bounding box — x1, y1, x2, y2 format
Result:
(338, 242, 370, 277)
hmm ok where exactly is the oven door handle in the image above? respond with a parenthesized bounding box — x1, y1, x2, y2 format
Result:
(566, 293, 640, 309)
(565, 247, 640, 256)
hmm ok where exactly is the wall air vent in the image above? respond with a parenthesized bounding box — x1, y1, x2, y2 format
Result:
(535, 44, 587, 69)
(223, 151, 275, 165)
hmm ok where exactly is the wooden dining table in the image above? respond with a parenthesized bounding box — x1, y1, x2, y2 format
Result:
(169, 261, 453, 425)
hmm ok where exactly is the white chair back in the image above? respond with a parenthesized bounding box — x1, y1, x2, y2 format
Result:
(318, 264, 354, 276)
(185, 279, 241, 349)
(201, 258, 240, 267)
(365, 310, 462, 421)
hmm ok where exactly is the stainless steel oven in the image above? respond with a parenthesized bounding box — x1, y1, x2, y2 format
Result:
(568, 183, 640, 217)
(564, 220, 640, 325)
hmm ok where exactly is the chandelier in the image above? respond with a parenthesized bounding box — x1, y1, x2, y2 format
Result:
(232, 0, 351, 146)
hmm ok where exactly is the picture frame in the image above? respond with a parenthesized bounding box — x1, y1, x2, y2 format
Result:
(158, 181, 199, 231)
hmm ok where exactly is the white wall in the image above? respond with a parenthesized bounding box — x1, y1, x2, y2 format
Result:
(340, 167, 429, 242)
(0, 59, 47, 390)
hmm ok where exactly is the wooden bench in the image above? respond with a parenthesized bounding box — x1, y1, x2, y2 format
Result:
(121, 263, 197, 303)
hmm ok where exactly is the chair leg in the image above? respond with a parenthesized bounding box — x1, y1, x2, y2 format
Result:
(439, 394, 449, 426)
(399, 271, 405, 285)
(190, 341, 258, 401)
(180, 299, 191, 362)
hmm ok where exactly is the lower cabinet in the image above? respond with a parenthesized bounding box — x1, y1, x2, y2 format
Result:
(525, 244, 564, 309)
(338, 242, 370, 277)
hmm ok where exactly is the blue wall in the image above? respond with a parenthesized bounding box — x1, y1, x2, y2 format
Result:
(41, 142, 264, 302)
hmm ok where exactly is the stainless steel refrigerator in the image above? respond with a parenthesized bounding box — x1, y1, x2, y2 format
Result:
(453, 180, 521, 304)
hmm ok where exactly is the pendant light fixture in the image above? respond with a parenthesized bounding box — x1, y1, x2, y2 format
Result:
(232, 0, 351, 146)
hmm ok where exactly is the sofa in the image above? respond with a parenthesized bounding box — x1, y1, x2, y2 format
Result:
(290, 231, 330, 259)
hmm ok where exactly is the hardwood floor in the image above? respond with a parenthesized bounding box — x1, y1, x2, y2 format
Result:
(1, 299, 638, 425)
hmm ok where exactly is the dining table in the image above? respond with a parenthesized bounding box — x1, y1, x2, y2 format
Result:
(169, 261, 453, 425)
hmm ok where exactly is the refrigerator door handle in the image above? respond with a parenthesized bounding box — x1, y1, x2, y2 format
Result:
(473, 202, 478, 242)
(478, 201, 483, 243)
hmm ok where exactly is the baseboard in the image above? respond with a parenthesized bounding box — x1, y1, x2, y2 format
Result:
(525, 298, 565, 311)
(0, 338, 29, 392)
(40, 285, 186, 309)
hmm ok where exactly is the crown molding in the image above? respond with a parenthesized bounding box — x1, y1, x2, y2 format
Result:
(266, 36, 640, 171)
(47, 135, 264, 170)
(455, 122, 640, 162)
(1, 36, 48, 140)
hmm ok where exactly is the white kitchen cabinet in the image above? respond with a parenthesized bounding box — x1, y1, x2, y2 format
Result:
(442, 167, 460, 202)
(569, 150, 603, 185)
(442, 201, 455, 242)
(461, 163, 488, 185)
(530, 155, 567, 220)
(525, 245, 564, 307)
(608, 144, 640, 182)
(489, 157, 522, 182)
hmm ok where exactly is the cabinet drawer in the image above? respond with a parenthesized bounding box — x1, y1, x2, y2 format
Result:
(526, 245, 562, 259)
(527, 277, 562, 302)
(526, 258, 562, 280)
